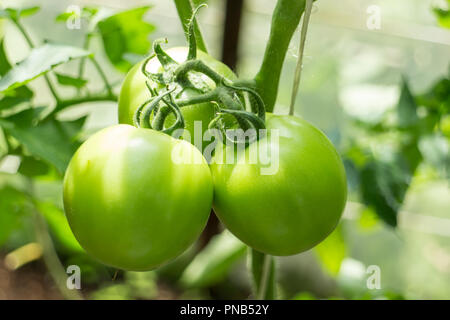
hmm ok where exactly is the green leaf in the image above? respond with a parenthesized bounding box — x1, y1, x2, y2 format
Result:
(0, 108, 86, 173)
(0, 186, 31, 246)
(314, 224, 346, 276)
(0, 40, 33, 110)
(124, 271, 157, 299)
(359, 144, 421, 228)
(397, 79, 418, 128)
(0, 127, 8, 158)
(55, 73, 88, 88)
(55, 6, 84, 22)
(417, 77, 450, 114)
(419, 134, 450, 178)
(97, 6, 155, 73)
(0, 43, 91, 93)
(0, 7, 40, 20)
(179, 230, 246, 288)
(18, 156, 50, 177)
(36, 201, 84, 254)
(434, 1, 450, 29)
(55, 12, 74, 22)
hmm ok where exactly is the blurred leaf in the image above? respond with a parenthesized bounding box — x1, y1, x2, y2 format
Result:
(55, 6, 83, 22)
(0, 43, 91, 93)
(314, 225, 346, 276)
(0, 40, 33, 110)
(0, 7, 40, 20)
(36, 201, 84, 254)
(125, 271, 157, 299)
(91, 284, 132, 300)
(55, 73, 87, 88)
(358, 207, 380, 231)
(434, 1, 450, 28)
(418, 134, 449, 178)
(441, 115, 450, 138)
(397, 79, 418, 129)
(359, 139, 420, 228)
(180, 230, 246, 288)
(0, 108, 86, 173)
(292, 292, 316, 300)
(0, 186, 31, 246)
(416, 77, 450, 115)
(0, 128, 8, 158)
(360, 160, 405, 227)
(55, 11, 76, 23)
(18, 156, 50, 177)
(97, 6, 155, 72)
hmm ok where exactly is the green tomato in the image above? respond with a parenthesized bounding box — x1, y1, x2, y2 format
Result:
(210, 113, 347, 256)
(63, 125, 213, 271)
(118, 47, 236, 147)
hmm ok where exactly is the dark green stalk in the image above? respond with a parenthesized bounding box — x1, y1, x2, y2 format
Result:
(254, 0, 307, 113)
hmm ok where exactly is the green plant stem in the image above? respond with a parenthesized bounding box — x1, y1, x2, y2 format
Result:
(173, 0, 208, 53)
(32, 208, 83, 300)
(77, 33, 92, 96)
(289, 0, 314, 116)
(51, 93, 117, 115)
(254, 0, 307, 113)
(89, 56, 114, 97)
(257, 254, 272, 300)
(26, 180, 82, 300)
(12, 18, 61, 102)
(249, 248, 276, 300)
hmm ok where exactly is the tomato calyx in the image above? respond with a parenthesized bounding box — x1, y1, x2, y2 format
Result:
(132, 5, 266, 145)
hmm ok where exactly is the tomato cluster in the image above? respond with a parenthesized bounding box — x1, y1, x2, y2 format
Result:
(63, 43, 347, 270)
(63, 7, 347, 271)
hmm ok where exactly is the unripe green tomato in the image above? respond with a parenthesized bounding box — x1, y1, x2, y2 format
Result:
(63, 125, 213, 271)
(210, 113, 347, 256)
(118, 47, 236, 146)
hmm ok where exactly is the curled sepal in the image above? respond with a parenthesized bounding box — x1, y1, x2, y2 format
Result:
(208, 114, 226, 144)
(139, 89, 175, 129)
(222, 81, 266, 121)
(160, 95, 185, 136)
(133, 98, 154, 128)
(141, 55, 167, 87)
(187, 4, 207, 60)
(217, 89, 245, 111)
(211, 109, 266, 145)
(153, 38, 178, 71)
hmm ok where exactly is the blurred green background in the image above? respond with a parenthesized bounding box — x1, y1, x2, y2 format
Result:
(0, 0, 449, 300)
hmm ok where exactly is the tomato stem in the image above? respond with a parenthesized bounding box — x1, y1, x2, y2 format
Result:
(257, 254, 273, 300)
(250, 248, 276, 300)
(254, 0, 309, 113)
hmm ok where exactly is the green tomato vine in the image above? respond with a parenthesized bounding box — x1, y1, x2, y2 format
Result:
(132, 5, 266, 145)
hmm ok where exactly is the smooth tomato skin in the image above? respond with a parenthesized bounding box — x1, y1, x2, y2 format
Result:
(210, 113, 347, 256)
(118, 47, 236, 144)
(63, 125, 213, 271)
